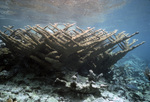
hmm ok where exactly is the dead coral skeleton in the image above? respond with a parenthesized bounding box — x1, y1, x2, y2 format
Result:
(54, 72, 108, 96)
(55, 77, 101, 95)
(88, 69, 103, 81)
(0, 23, 145, 74)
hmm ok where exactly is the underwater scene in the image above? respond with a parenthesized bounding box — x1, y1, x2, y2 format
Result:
(0, 0, 150, 102)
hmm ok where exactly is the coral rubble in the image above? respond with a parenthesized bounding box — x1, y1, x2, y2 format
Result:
(110, 55, 150, 101)
(0, 23, 144, 74)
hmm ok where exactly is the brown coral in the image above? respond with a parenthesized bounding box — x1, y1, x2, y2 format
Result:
(0, 23, 144, 74)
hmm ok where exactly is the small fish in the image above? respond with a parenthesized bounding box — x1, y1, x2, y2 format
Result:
(126, 84, 139, 91)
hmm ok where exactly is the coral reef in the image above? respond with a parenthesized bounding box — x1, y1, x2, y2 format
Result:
(0, 69, 127, 102)
(110, 55, 150, 101)
(144, 67, 150, 81)
(0, 54, 150, 102)
(0, 23, 144, 75)
(54, 77, 102, 95)
(54, 71, 107, 96)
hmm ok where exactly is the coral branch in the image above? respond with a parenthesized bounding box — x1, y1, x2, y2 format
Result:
(0, 23, 145, 74)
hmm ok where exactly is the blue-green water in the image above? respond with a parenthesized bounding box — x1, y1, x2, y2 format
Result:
(0, 0, 149, 63)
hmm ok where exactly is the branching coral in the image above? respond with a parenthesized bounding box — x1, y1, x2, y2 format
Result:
(0, 23, 144, 74)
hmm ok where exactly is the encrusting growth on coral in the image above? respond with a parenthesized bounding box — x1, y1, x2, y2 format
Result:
(0, 23, 145, 74)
